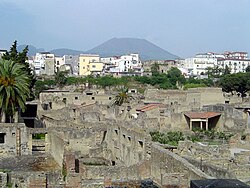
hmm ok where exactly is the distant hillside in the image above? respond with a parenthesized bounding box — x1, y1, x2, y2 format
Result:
(50, 48, 85, 56)
(87, 37, 179, 60)
(17, 45, 45, 56)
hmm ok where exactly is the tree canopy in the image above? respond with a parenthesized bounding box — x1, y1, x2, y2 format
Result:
(2, 41, 35, 99)
(219, 72, 250, 97)
(0, 59, 31, 122)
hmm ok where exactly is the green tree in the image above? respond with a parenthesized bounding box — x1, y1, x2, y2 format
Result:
(246, 65, 250, 73)
(167, 67, 186, 87)
(112, 87, 133, 106)
(151, 62, 160, 76)
(223, 65, 231, 75)
(220, 72, 250, 98)
(0, 60, 31, 122)
(34, 79, 55, 98)
(2, 41, 35, 99)
(55, 71, 67, 87)
(206, 66, 223, 78)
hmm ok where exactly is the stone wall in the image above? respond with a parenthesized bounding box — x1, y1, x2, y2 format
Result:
(105, 123, 151, 166)
(0, 172, 7, 188)
(39, 90, 113, 111)
(79, 160, 150, 184)
(0, 123, 31, 156)
(145, 88, 225, 112)
(47, 131, 65, 166)
(203, 104, 247, 132)
(150, 144, 212, 187)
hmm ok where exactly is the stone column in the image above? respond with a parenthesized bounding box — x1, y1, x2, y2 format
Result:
(1, 112, 6, 123)
(200, 121, 203, 130)
(205, 119, 208, 130)
(189, 119, 193, 130)
(14, 111, 19, 123)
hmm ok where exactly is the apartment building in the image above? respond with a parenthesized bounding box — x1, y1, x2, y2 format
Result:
(64, 55, 79, 75)
(217, 58, 250, 73)
(33, 52, 55, 75)
(55, 56, 65, 73)
(79, 54, 103, 76)
(103, 53, 143, 76)
(183, 53, 218, 75)
(183, 52, 250, 76)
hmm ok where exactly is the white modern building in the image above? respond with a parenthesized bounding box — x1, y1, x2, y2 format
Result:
(0, 50, 7, 59)
(32, 52, 55, 75)
(102, 53, 143, 76)
(183, 53, 218, 75)
(182, 52, 250, 76)
(217, 58, 250, 73)
(55, 56, 65, 73)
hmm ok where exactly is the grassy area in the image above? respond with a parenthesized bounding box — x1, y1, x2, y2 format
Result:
(32, 133, 45, 140)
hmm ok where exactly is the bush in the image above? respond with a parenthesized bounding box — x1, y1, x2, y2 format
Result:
(150, 131, 184, 146)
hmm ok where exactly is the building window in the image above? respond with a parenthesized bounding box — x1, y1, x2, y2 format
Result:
(92, 65, 96, 68)
(0, 133, 6, 143)
(82, 59, 85, 62)
(109, 97, 112, 100)
(62, 98, 67, 104)
(92, 97, 95, 100)
(138, 140, 143, 148)
(75, 97, 78, 100)
(83, 66, 85, 69)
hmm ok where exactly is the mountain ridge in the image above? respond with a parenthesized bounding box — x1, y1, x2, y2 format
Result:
(87, 37, 179, 60)
(17, 37, 179, 60)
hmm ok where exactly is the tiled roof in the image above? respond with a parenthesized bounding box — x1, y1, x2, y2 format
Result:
(184, 112, 221, 119)
(136, 103, 162, 112)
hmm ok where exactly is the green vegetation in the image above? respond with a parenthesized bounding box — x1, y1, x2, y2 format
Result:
(186, 129, 234, 144)
(62, 161, 67, 181)
(184, 83, 207, 90)
(219, 72, 250, 98)
(32, 133, 46, 140)
(34, 79, 55, 97)
(135, 67, 186, 89)
(150, 131, 185, 146)
(112, 87, 133, 106)
(55, 71, 67, 87)
(0, 169, 11, 173)
(7, 182, 13, 188)
(246, 66, 250, 73)
(2, 41, 35, 99)
(0, 59, 32, 122)
(33, 62, 250, 100)
(150, 130, 234, 146)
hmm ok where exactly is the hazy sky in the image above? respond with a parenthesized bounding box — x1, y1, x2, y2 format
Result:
(0, 0, 249, 58)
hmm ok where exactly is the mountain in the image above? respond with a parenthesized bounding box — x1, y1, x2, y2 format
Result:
(17, 45, 45, 56)
(17, 38, 179, 60)
(87, 37, 179, 60)
(50, 48, 85, 56)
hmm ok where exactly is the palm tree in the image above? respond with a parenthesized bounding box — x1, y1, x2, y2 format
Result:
(112, 87, 133, 106)
(0, 59, 31, 122)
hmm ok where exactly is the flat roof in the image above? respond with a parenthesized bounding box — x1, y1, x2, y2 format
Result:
(184, 112, 221, 119)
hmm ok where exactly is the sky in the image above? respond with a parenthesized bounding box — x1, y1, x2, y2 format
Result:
(0, 0, 250, 58)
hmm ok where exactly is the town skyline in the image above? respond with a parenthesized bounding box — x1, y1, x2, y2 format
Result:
(1, 0, 250, 58)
